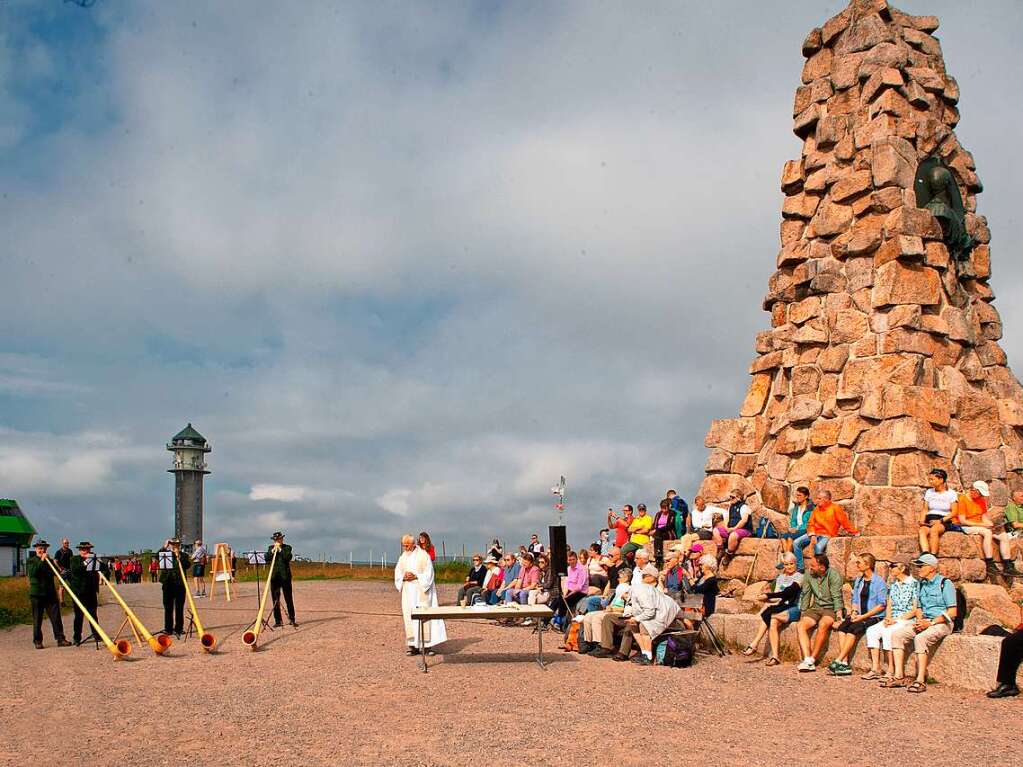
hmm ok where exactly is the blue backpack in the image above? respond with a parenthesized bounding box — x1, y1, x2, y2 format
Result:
(754, 517, 779, 539)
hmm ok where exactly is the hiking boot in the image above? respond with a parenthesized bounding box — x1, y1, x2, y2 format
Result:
(631, 654, 653, 666)
(577, 640, 593, 655)
(1002, 561, 1021, 577)
(833, 662, 853, 676)
(589, 647, 614, 659)
(612, 653, 630, 662)
(57, 639, 72, 647)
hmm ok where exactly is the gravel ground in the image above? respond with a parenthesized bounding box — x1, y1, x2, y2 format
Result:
(1, 579, 1019, 767)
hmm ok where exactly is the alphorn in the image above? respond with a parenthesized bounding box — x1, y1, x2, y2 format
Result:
(176, 553, 216, 652)
(99, 572, 172, 655)
(43, 557, 131, 659)
(241, 546, 279, 650)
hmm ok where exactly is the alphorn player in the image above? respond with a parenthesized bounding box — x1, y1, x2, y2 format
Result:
(159, 539, 191, 637)
(26, 539, 71, 649)
(67, 541, 101, 646)
(267, 532, 297, 627)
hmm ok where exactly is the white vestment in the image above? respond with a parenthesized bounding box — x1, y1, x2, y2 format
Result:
(394, 547, 447, 648)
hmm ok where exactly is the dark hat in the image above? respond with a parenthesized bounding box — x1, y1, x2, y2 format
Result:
(168, 538, 181, 546)
(34, 539, 50, 549)
(271, 531, 285, 540)
(76, 541, 94, 550)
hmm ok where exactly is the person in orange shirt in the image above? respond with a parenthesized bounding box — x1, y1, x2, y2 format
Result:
(794, 490, 858, 570)
(952, 480, 1012, 577)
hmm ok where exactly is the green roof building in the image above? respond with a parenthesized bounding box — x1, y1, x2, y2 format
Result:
(0, 499, 36, 577)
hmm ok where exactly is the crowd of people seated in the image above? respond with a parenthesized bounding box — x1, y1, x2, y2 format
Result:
(457, 472, 1022, 695)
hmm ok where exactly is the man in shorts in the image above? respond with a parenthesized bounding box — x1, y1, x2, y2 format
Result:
(192, 539, 208, 597)
(796, 553, 845, 672)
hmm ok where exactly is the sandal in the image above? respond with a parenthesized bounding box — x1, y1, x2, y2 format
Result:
(861, 670, 882, 681)
(741, 645, 756, 656)
(765, 657, 780, 667)
(882, 677, 907, 688)
(907, 681, 927, 693)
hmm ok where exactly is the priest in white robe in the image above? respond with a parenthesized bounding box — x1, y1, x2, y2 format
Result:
(394, 534, 447, 655)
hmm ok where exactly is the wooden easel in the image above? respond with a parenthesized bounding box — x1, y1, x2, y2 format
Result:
(209, 543, 233, 602)
(113, 614, 142, 644)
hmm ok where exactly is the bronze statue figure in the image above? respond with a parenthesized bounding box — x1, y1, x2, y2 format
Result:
(915, 156, 974, 263)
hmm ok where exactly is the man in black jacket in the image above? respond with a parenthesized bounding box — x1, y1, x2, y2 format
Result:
(66, 541, 101, 645)
(158, 539, 191, 636)
(267, 532, 297, 627)
(26, 540, 71, 649)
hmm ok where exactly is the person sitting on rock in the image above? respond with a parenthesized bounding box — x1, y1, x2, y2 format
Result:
(827, 553, 888, 676)
(742, 552, 803, 662)
(952, 480, 1012, 577)
(865, 561, 920, 684)
(918, 468, 959, 555)
(780, 486, 814, 562)
(714, 490, 754, 569)
(682, 554, 719, 630)
(886, 553, 957, 693)
(621, 504, 654, 563)
(987, 599, 1023, 699)
(688, 495, 724, 543)
(651, 498, 677, 569)
(1000, 489, 1023, 577)
(793, 490, 858, 571)
(604, 564, 681, 665)
(796, 553, 846, 673)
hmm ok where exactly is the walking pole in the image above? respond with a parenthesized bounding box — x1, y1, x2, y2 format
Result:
(744, 520, 771, 586)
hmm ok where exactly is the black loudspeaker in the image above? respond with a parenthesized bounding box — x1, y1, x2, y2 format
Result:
(549, 525, 568, 576)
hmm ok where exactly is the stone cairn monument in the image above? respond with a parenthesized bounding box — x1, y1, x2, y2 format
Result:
(699, 0, 1022, 616)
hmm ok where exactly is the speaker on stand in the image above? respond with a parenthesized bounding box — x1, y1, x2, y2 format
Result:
(549, 525, 568, 577)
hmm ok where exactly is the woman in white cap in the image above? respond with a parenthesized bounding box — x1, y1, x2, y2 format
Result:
(951, 480, 1009, 577)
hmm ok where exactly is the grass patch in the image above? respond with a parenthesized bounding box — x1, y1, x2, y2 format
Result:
(0, 577, 32, 629)
(215, 560, 470, 585)
(0, 560, 471, 628)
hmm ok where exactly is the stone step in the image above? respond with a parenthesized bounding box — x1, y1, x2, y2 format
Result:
(707, 613, 1015, 693)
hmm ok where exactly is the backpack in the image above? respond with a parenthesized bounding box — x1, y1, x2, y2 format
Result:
(939, 577, 966, 632)
(565, 621, 581, 652)
(658, 633, 695, 668)
(754, 517, 778, 539)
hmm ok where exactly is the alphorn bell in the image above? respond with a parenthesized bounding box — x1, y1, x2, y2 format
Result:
(242, 546, 279, 650)
(43, 557, 131, 659)
(175, 553, 216, 652)
(99, 572, 172, 655)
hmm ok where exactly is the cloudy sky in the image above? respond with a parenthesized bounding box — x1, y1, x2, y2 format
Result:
(2, 0, 1021, 560)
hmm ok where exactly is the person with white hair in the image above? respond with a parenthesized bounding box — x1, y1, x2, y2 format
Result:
(394, 534, 447, 656)
(950, 480, 1010, 577)
(592, 564, 680, 664)
(742, 552, 803, 659)
(630, 548, 652, 588)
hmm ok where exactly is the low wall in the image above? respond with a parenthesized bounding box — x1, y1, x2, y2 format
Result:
(706, 612, 1011, 693)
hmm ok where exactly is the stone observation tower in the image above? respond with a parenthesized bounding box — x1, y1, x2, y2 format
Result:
(700, 1, 1023, 584)
(168, 423, 211, 548)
